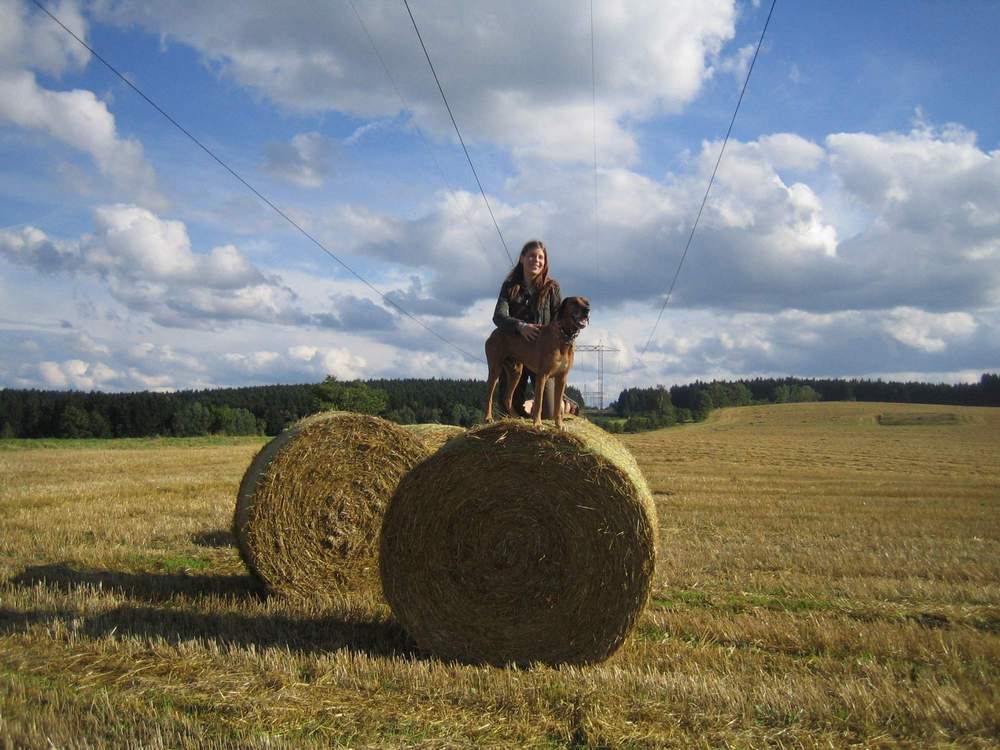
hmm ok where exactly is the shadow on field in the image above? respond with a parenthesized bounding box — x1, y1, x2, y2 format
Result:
(0, 602, 417, 659)
(3, 564, 421, 659)
(0, 607, 74, 632)
(81, 606, 418, 658)
(8, 563, 264, 603)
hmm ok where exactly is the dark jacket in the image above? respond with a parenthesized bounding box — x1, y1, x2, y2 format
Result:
(492, 279, 561, 334)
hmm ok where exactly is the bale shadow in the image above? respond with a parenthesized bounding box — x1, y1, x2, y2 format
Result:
(190, 529, 235, 548)
(0, 603, 417, 659)
(81, 605, 418, 658)
(4, 564, 422, 660)
(0, 607, 73, 634)
(7, 563, 263, 604)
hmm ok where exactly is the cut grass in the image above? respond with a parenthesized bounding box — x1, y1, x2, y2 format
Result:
(1, 401, 998, 748)
(652, 589, 836, 613)
(0, 435, 268, 451)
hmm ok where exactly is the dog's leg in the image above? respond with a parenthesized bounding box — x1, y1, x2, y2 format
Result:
(531, 373, 548, 427)
(502, 363, 524, 417)
(553, 372, 568, 430)
(485, 357, 501, 423)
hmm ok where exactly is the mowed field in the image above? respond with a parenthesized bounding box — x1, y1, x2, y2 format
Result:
(1, 402, 998, 749)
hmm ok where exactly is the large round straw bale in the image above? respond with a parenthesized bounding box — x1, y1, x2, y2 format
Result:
(234, 411, 430, 598)
(379, 418, 658, 666)
(402, 423, 466, 452)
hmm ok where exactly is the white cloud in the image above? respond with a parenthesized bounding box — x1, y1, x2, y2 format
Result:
(223, 350, 280, 371)
(0, 225, 82, 272)
(89, 205, 264, 288)
(0, 1, 166, 209)
(75, 331, 110, 356)
(881, 307, 977, 353)
(225, 345, 366, 381)
(620, 304, 998, 387)
(127, 341, 203, 374)
(0, 0, 89, 76)
(38, 360, 68, 388)
(756, 133, 826, 171)
(236, 121, 997, 334)
(289, 345, 318, 361)
(311, 294, 397, 332)
(261, 131, 332, 188)
(0, 205, 305, 329)
(4, 292, 997, 396)
(309, 192, 519, 311)
(716, 43, 754, 82)
(320, 133, 842, 314)
(825, 121, 1000, 311)
(39, 358, 118, 389)
(126, 367, 174, 390)
(342, 118, 393, 146)
(95, 0, 738, 165)
(827, 120, 988, 215)
(2, 1, 997, 393)
(0, 73, 164, 208)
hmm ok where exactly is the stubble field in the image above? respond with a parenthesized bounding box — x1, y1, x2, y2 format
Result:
(1, 402, 998, 748)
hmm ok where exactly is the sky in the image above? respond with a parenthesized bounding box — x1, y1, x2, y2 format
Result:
(1, 0, 998, 402)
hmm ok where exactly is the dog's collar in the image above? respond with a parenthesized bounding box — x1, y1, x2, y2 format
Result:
(559, 322, 583, 343)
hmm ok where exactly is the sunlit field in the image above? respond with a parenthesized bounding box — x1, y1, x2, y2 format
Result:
(1, 402, 998, 748)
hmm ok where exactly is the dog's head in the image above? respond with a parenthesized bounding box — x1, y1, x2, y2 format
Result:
(557, 296, 590, 332)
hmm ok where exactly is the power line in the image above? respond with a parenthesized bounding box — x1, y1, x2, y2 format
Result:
(402, 0, 513, 266)
(30, 0, 479, 362)
(640, 0, 777, 357)
(347, 0, 503, 271)
(590, 0, 599, 283)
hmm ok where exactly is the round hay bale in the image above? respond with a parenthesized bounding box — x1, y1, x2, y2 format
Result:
(402, 423, 466, 453)
(234, 411, 430, 598)
(379, 418, 658, 666)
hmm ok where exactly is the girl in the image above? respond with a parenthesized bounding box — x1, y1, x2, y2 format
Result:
(492, 239, 561, 418)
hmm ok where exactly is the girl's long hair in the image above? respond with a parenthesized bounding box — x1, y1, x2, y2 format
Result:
(505, 239, 556, 307)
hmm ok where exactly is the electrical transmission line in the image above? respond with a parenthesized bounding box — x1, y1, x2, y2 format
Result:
(30, 0, 479, 362)
(402, 0, 513, 266)
(640, 0, 778, 357)
(590, 0, 600, 282)
(347, 0, 505, 272)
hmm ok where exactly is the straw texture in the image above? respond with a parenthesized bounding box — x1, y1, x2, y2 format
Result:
(380, 418, 658, 666)
(402, 423, 466, 452)
(234, 411, 430, 598)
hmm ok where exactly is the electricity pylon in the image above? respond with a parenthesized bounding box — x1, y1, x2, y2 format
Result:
(575, 343, 620, 409)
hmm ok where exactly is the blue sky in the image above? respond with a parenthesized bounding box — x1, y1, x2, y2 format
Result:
(1, 0, 998, 399)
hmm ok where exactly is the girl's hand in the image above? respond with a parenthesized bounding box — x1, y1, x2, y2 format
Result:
(519, 323, 542, 341)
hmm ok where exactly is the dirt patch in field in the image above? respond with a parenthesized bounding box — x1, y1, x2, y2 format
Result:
(877, 412, 961, 426)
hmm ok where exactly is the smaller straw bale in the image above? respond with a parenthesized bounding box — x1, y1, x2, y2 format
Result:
(380, 418, 658, 666)
(234, 411, 430, 598)
(402, 423, 466, 452)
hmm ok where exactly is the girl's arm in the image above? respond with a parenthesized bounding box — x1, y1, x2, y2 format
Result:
(493, 282, 525, 334)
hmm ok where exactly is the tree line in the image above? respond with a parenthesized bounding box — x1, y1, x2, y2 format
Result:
(1, 374, 995, 439)
(0, 378, 584, 439)
(593, 373, 1000, 433)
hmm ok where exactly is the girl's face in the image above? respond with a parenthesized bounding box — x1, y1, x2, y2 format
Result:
(521, 247, 546, 282)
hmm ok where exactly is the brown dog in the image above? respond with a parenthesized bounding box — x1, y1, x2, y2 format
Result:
(484, 296, 590, 429)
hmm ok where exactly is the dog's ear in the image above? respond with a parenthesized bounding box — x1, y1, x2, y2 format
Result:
(556, 297, 571, 319)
